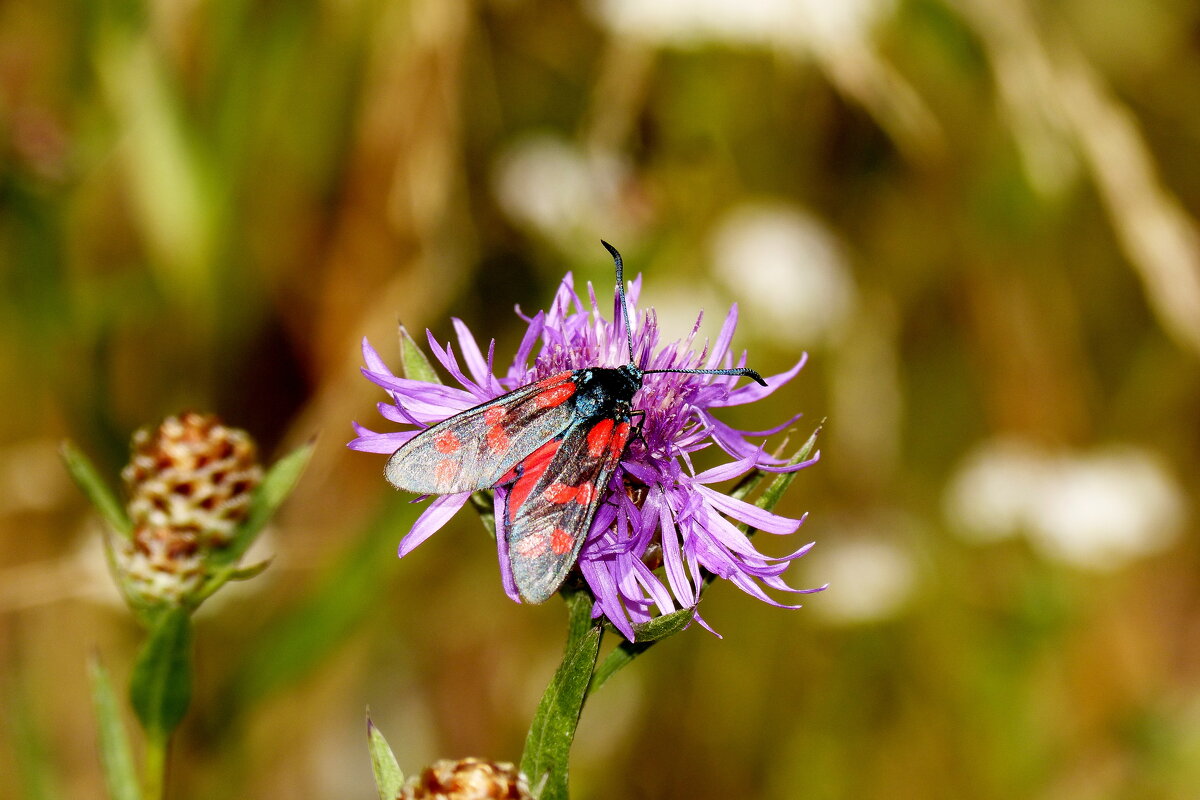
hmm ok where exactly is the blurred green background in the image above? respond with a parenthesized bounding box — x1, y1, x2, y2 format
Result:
(3, 0, 1200, 797)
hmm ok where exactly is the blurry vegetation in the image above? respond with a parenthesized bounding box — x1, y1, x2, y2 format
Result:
(2, 0, 1200, 798)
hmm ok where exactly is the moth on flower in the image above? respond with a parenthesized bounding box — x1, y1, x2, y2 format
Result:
(351, 243, 821, 638)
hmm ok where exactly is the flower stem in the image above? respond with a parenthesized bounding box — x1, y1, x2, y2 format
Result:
(142, 731, 169, 800)
(520, 590, 602, 800)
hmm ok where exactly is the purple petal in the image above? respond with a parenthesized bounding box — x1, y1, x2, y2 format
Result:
(726, 571, 807, 608)
(629, 558, 677, 614)
(397, 492, 471, 557)
(452, 318, 502, 393)
(424, 332, 488, 398)
(704, 303, 739, 370)
(580, 558, 634, 639)
(695, 485, 801, 534)
(692, 610, 723, 638)
(691, 449, 766, 484)
(362, 337, 393, 376)
(736, 411, 807, 438)
(361, 369, 477, 407)
(716, 353, 808, 407)
(658, 489, 696, 606)
(491, 488, 522, 603)
(348, 426, 417, 453)
(511, 311, 546, 377)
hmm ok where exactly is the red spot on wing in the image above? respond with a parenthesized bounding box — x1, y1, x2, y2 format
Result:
(609, 421, 631, 460)
(434, 458, 457, 485)
(536, 372, 573, 388)
(550, 528, 574, 555)
(574, 483, 597, 505)
(508, 439, 562, 512)
(484, 407, 506, 425)
(434, 430, 461, 454)
(513, 533, 548, 558)
(544, 480, 599, 505)
(534, 383, 575, 409)
(586, 419, 615, 457)
(486, 424, 511, 454)
(543, 481, 576, 504)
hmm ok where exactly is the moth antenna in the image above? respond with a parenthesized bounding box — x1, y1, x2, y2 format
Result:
(601, 240, 636, 365)
(643, 367, 768, 387)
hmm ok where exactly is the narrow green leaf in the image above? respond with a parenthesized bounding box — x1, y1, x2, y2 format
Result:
(129, 607, 193, 739)
(630, 606, 696, 641)
(752, 424, 821, 516)
(206, 439, 314, 572)
(60, 440, 132, 538)
(227, 559, 272, 581)
(590, 607, 694, 693)
(399, 324, 442, 384)
(88, 656, 142, 800)
(8, 677, 64, 800)
(520, 627, 602, 800)
(367, 715, 405, 800)
(562, 588, 595, 650)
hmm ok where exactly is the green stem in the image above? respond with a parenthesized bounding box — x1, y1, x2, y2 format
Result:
(142, 731, 168, 800)
(520, 590, 603, 799)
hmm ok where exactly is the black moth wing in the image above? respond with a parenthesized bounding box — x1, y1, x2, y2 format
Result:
(505, 415, 632, 604)
(384, 372, 578, 495)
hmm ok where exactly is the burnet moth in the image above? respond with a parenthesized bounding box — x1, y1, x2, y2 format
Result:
(384, 242, 767, 604)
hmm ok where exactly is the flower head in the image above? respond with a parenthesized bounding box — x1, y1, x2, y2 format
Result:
(116, 412, 262, 605)
(351, 271, 821, 638)
(398, 758, 531, 800)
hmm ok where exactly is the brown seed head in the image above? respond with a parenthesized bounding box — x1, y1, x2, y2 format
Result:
(397, 758, 532, 800)
(122, 412, 262, 548)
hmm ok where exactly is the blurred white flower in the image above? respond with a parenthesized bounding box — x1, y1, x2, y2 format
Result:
(944, 439, 1186, 570)
(942, 438, 1053, 544)
(491, 133, 630, 248)
(710, 204, 856, 345)
(592, 0, 894, 51)
(803, 519, 917, 624)
(1026, 448, 1184, 571)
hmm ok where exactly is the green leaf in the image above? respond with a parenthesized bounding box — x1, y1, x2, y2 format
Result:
(399, 324, 442, 384)
(590, 607, 694, 693)
(227, 559, 272, 581)
(751, 424, 821, 517)
(8, 676, 64, 800)
(562, 588, 595, 649)
(129, 607, 193, 740)
(60, 440, 132, 538)
(198, 440, 315, 606)
(520, 626, 602, 800)
(367, 715, 405, 800)
(88, 656, 142, 800)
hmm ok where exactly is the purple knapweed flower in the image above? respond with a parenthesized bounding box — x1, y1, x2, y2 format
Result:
(349, 272, 822, 638)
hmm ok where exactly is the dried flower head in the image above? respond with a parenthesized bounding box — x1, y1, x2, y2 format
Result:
(397, 758, 531, 800)
(122, 412, 262, 546)
(115, 412, 262, 605)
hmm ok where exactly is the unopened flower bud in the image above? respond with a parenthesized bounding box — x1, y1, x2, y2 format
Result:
(114, 412, 262, 605)
(122, 412, 261, 546)
(397, 758, 531, 800)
